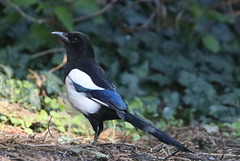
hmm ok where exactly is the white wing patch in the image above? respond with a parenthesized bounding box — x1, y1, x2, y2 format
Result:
(68, 69, 104, 90)
(65, 77, 101, 115)
(91, 98, 109, 107)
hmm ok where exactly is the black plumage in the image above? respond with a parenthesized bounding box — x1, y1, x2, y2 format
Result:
(51, 31, 192, 153)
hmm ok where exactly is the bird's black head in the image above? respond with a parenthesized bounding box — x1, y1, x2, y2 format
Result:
(51, 31, 95, 61)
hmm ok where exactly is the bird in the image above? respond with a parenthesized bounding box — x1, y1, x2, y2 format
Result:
(51, 31, 192, 153)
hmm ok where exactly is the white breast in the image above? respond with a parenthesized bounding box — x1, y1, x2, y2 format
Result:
(65, 76, 101, 115)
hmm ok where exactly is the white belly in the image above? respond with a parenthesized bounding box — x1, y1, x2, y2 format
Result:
(65, 76, 101, 115)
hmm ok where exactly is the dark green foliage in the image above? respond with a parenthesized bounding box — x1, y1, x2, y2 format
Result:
(43, 72, 64, 95)
(0, 0, 240, 126)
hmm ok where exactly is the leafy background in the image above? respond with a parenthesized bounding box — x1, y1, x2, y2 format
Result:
(0, 0, 240, 139)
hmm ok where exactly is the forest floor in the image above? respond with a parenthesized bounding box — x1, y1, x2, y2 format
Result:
(0, 124, 239, 161)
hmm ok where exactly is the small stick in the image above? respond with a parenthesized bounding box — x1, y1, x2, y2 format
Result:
(48, 116, 54, 139)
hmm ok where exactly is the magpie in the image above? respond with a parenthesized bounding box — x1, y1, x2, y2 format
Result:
(51, 31, 192, 153)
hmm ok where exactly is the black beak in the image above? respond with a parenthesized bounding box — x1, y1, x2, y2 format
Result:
(51, 31, 70, 43)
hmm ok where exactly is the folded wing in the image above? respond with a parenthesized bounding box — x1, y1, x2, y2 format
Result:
(67, 69, 128, 111)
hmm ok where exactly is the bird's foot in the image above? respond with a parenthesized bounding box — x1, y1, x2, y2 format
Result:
(92, 138, 98, 146)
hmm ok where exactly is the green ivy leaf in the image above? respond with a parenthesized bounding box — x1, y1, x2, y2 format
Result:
(0, 116, 7, 121)
(124, 9, 148, 26)
(58, 134, 73, 143)
(205, 10, 234, 23)
(163, 92, 179, 109)
(44, 97, 52, 104)
(202, 34, 220, 53)
(25, 121, 32, 128)
(148, 74, 170, 86)
(50, 111, 60, 118)
(131, 61, 149, 78)
(44, 72, 63, 95)
(58, 104, 66, 111)
(24, 128, 33, 134)
(178, 71, 197, 87)
(163, 106, 175, 120)
(49, 98, 59, 109)
(72, 115, 82, 125)
(29, 89, 40, 110)
(125, 122, 134, 129)
(39, 110, 48, 121)
(132, 133, 141, 141)
(189, 2, 204, 18)
(74, 0, 99, 14)
(54, 6, 73, 31)
(128, 97, 143, 111)
(29, 24, 52, 46)
(52, 53, 64, 65)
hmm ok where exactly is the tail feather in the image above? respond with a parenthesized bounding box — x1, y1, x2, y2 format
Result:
(117, 110, 192, 153)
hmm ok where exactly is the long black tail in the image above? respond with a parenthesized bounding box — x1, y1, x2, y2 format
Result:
(116, 110, 192, 153)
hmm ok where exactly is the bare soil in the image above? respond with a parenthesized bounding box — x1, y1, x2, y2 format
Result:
(0, 125, 239, 161)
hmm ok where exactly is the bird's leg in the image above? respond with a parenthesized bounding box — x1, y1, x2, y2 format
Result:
(92, 126, 100, 145)
(92, 122, 103, 145)
(87, 117, 103, 145)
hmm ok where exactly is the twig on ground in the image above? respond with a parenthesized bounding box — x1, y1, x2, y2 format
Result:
(112, 120, 116, 143)
(78, 153, 84, 161)
(47, 116, 55, 140)
(163, 149, 180, 161)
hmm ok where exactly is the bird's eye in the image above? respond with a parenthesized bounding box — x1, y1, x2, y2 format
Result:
(72, 37, 78, 43)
